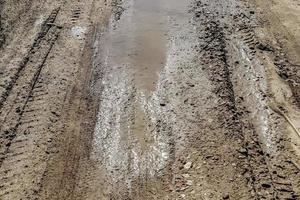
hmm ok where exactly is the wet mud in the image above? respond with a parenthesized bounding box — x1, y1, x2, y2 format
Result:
(74, 0, 300, 199)
(0, 0, 300, 199)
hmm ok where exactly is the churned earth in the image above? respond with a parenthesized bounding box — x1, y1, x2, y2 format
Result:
(0, 0, 300, 199)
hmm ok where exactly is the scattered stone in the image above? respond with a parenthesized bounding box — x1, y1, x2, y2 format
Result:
(186, 180, 193, 186)
(182, 174, 190, 178)
(184, 162, 192, 170)
(238, 148, 247, 155)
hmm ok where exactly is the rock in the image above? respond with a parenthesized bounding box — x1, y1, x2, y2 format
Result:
(184, 162, 192, 170)
(182, 174, 190, 178)
(186, 180, 193, 186)
(238, 148, 247, 155)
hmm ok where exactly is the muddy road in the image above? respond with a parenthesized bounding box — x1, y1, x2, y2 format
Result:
(0, 0, 300, 199)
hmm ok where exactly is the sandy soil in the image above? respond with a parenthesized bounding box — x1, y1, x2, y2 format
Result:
(0, 0, 300, 199)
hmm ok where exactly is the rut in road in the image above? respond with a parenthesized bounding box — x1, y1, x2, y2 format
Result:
(0, 0, 300, 199)
(68, 0, 300, 199)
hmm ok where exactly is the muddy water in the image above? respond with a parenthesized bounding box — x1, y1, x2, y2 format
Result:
(89, 0, 193, 197)
(103, 0, 190, 91)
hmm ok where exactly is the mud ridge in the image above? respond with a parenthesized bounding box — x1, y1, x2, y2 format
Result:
(274, 53, 300, 108)
(192, 0, 299, 199)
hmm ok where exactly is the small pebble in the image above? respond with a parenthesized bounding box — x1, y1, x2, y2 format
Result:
(184, 162, 193, 169)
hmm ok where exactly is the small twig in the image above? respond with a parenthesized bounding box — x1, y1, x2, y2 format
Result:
(269, 103, 300, 139)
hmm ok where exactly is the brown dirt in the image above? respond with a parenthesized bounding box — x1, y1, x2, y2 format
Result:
(0, 0, 299, 199)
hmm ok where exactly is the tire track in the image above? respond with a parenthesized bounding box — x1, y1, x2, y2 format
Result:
(192, 0, 299, 199)
(0, 8, 61, 200)
(0, 8, 60, 110)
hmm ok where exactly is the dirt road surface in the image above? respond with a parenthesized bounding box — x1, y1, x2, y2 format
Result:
(0, 0, 300, 199)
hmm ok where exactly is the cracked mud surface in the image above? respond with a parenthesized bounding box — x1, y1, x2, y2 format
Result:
(0, 0, 300, 199)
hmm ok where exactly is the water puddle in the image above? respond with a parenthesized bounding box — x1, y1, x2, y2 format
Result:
(90, 0, 193, 194)
(103, 0, 190, 91)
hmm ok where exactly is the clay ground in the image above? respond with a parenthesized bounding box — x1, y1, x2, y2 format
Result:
(0, 0, 300, 199)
